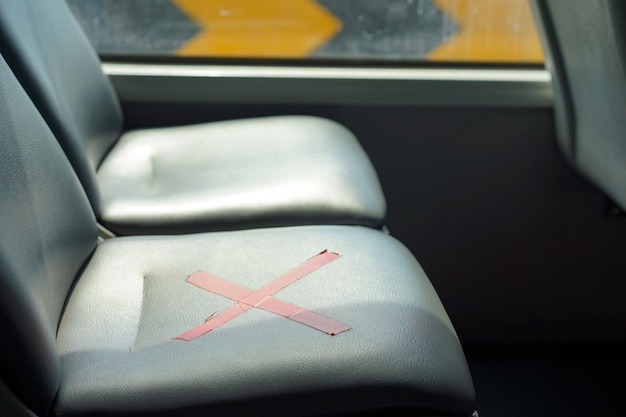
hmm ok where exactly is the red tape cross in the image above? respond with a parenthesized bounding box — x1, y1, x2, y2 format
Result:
(175, 250, 351, 341)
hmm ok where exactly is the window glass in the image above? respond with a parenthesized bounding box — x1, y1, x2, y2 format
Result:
(67, 0, 543, 63)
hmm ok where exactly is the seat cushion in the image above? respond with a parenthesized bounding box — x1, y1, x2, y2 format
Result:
(55, 226, 475, 417)
(97, 116, 386, 235)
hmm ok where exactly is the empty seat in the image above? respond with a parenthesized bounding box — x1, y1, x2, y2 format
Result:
(0, 54, 475, 416)
(0, 0, 386, 235)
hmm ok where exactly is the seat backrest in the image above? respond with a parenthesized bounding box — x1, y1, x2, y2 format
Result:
(531, 0, 626, 209)
(0, 53, 98, 415)
(0, 0, 124, 213)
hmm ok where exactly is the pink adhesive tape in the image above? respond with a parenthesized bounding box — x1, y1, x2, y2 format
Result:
(174, 250, 351, 341)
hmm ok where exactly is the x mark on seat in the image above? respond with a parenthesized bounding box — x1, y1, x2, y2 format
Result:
(175, 250, 351, 341)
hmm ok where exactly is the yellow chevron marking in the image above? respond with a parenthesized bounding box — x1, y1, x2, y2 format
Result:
(173, 0, 341, 58)
(428, 0, 543, 62)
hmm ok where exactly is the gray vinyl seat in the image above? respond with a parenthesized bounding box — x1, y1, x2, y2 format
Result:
(0, 54, 475, 416)
(0, 0, 386, 235)
(530, 0, 626, 210)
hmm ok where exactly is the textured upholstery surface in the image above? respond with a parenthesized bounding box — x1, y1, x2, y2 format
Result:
(0, 0, 387, 233)
(0, 55, 97, 416)
(98, 116, 386, 234)
(0, 0, 123, 212)
(56, 226, 475, 417)
(532, 0, 626, 210)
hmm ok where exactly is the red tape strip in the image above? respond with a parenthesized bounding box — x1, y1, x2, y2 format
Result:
(175, 250, 350, 341)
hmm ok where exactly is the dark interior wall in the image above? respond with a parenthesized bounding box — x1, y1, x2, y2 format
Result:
(121, 102, 626, 345)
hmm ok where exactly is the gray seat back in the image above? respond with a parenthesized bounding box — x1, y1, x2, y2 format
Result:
(0, 53, 97, 415)
(531, 0, 626, 209)
(0, 0, 123, 213)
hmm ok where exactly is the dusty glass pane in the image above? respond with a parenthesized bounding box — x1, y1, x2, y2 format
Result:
(67, 0, 543, 63)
